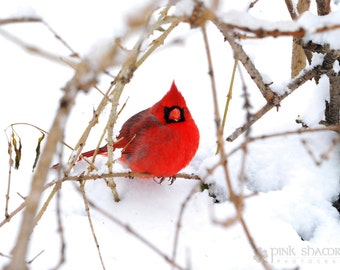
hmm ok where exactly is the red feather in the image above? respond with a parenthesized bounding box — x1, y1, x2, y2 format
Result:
(75, 81, 199, 177)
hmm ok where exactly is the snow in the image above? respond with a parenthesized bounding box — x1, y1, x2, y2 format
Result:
(172, 0, 195, 17)
(301, 75, 330, 126)
(221, 10, 299, 32)
(334, 60, 340, 73)
(298, 11, 340, 32)
(0, 0, 339, 270)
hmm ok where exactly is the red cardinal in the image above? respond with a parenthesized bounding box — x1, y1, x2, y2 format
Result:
(80, 81, 199, 178)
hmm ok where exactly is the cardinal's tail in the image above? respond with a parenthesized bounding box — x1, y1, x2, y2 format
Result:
(80, 145, 108, 159)
(51, 145, 108, 169)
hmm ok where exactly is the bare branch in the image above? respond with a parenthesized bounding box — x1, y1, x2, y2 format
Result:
(301, 135, 340, 166)
(27, 250, 44, 265)
(316, 0, 331, 16)
(172, 184, 200, 264)
(228, 125, 340, 157)
(0, 17, 41, 25)
(0, 28, 66, 64)
(216, 16, 340, 39)
(51, 186, 66, 270)
(5, 134, 14, 219)
(226, 66, 322, 142)
(0, 202, 26, 228)
(285, 0, 299, 20)
(78, 181, 106, 270)
(215, 21, 276, 103)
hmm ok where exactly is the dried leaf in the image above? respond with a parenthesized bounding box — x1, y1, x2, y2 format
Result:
(291, 0, 310, 78)
(7, 139, 14, 167)
(11, 131, 22, 169)
(32, 132, 45, 171)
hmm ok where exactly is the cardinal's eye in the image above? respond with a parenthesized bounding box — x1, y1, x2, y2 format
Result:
(164, 106, 185, 123)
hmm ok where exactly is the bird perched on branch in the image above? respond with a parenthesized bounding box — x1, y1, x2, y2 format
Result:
(78, 81, 199, 180)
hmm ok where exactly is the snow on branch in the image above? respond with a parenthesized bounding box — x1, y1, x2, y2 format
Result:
(219, 10, 340, 44)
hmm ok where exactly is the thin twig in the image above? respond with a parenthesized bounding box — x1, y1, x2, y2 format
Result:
(238, 62, 253, 192)
(248, 0, 260, 9)
(228, 125, 340, 157)
(216, 58, 238, 154)
(0, 17, 41, 25)
(7, 123, 74, 151)
(201, 21, 235, 201)
(200, 6, 271, 270)
(239, 217, 271, 269)
(0, 28, 67, 64)
(27, 250, 44, 265)
(0, 202, 26, 228)
(41, 20, 79, 58)
(301, 135, 340, 166)
(0, 252, 12, 260)
(171, 184, 200, 266)
(5, 134, 13, 219)
(0, 250, 44, 266)
(35, 178, 61, 225)
(78, 181, 106, 270)
(45, 172, 201, 189)
(219, 19, 340, 39)
(86, 197, 186, 270)
(51, 182, 66, 270)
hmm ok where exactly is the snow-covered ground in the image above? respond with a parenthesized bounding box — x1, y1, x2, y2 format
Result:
(0, 0, 339, 269)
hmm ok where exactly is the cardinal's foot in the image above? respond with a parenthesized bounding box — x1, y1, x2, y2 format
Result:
(153, 176, 176, 185)
(153, 177, 165, 184)
(168, 176, 176, 185)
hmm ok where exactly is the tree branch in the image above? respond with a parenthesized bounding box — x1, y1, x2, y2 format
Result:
(226, 66, 321, 141)
(214, 21, 277, 103)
